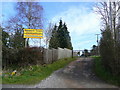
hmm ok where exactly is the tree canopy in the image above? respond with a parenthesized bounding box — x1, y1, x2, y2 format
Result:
(5, 2, 43, 48)
(49, 20, 73, 50)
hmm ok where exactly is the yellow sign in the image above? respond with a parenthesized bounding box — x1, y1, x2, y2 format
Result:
(23, 29, 43, 38)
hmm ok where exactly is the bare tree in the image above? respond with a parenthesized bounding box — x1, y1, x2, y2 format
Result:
(5, 2, 43, 47)
(44, 23, 54, 48)
(94, 2, 110, 29)
(95, 1, 120, 76)
(16, 2, 43, 29)
(95, 1, 120, 39)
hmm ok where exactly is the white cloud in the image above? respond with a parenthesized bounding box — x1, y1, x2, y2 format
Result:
(51, 5, 101, 50)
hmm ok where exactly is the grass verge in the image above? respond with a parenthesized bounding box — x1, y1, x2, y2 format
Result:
(2, 57, 77, 85)
(93, 56, 120, 86)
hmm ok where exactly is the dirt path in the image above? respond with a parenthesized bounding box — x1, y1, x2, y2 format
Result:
(2, 58, 119, 88)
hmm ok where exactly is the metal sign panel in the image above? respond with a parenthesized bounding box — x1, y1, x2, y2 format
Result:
(23, 29, 43, 38)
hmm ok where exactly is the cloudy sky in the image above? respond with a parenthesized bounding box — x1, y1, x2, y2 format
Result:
(1, 2, 101, 50)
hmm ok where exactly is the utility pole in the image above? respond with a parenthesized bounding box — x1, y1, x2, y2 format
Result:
(95, 34, 100, 55)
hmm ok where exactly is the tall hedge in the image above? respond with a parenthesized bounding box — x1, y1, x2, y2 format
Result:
(100, 26, 120, 76)
(2, 47, 44, 69)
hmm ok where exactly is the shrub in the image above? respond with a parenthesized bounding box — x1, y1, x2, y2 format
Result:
(2, 46, 17, 69)
(2, 47, 44, 69)
(100, 26, 120, 76)
(17, 47, 44, 67)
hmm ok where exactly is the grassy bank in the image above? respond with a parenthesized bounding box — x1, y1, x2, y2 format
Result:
(2, 57, 77, 85)
(93, 56, 120, 86)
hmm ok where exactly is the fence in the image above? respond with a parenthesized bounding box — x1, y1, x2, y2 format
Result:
(43, 47, 73, 64)
(2, 47, 77, 68)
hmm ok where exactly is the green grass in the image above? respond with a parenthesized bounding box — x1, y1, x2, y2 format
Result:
(93, 56, 120, 86)
(90, 56, 100, 58)
(2, 57, 77, 85)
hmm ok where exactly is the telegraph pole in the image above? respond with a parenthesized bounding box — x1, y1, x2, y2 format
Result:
(95, 34, 100, 55)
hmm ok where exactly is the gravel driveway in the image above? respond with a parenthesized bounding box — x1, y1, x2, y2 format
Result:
(2, 57, 119, 88)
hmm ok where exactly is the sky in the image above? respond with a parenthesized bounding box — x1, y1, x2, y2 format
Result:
(1, 2, 101, 50)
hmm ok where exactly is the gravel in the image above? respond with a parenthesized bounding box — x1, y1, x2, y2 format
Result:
(2, 57, 119, 88)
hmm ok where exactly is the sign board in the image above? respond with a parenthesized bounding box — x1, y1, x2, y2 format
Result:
(23, 29, 43, 38)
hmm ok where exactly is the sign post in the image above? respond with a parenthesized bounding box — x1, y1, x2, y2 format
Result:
(25, 39, 27, 47)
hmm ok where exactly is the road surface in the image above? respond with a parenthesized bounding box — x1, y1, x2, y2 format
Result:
(2, 57, 119, 88)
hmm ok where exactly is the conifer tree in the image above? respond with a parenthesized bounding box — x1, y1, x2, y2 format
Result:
(49, 20, 73, 50)
(49, 24, 58, 49)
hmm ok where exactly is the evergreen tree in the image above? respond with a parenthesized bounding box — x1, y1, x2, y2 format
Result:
(57, 20, 66, 48)
(63, 23, 73, 50)
(49, 24, 58, 49)
(49, 20, 73, 50)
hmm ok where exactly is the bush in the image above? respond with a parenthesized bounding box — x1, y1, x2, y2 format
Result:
(17, 47, 44, 67)
(2, 46, 17, 69)
(2, 47, 44, 69)
(93, 56, 120, 86)
(100, 26, 120, 76)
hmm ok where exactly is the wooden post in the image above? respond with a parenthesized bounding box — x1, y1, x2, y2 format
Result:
(25, 38, 27, 48)
(40, 39, 41, 47)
